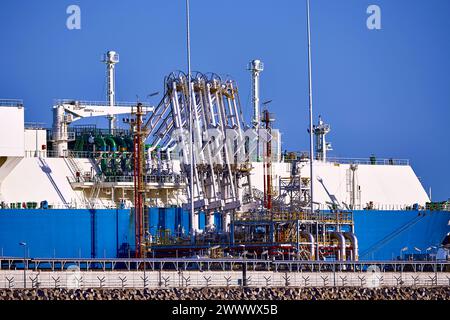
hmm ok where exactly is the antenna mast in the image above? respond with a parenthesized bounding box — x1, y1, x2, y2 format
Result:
(306, 0, 315, 220)
(186, 0, 197, 237)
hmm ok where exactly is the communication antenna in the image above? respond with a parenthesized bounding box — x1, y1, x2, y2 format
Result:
(186, 0, 197, 237)
(306, 0, 318, 258)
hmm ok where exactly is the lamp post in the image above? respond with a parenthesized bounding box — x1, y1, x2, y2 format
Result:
(239, 244, 247, 287)
(19, 242, 27, 288)
(426, 246, 437, 261)
(141, 243, 147, 288)
(413, 247, 421, 260)
(400, 246, 408, 261)
(261, 250, 269, 261)
(147, 227, 155, 258)
(141, 231, 153, 289)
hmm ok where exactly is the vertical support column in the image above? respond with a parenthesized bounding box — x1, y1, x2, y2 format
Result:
(248, 60, 264, 130)
(248, 59, 264, 161)
(103, 51, 119, 134)
(52, 105, 68, 157)
(261, 109, 273, 210)
(133, 103, 145, 258)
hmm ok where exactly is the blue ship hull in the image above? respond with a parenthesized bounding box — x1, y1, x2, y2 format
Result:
(0, 209, 448, 260)
(353, 210, 450, 260)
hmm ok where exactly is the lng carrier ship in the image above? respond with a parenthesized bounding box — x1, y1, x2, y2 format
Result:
(0, 51, 448, 262)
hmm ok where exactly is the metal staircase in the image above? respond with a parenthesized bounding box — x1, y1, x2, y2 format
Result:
(65, 153, 84, 182)
(88, 175, 103, 208)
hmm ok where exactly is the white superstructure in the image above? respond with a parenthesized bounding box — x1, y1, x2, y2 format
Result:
(0, 53, 431, 212)
(249, 161, 429, 211)
(0, 102, 24, 158)
(0, 99, 430, 210)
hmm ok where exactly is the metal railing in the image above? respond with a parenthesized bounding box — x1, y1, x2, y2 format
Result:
(24, 150, 133, 159)
(66, 174, 185, 185)
(0, 257, 448, 272)
(104, 175, 184, 184)
(67, 150, 106, 158)
(237, 210, 353, 224)
(326, 157, 409, 166)
(54, 99, 153, 108)
(69, 174, 184, 184)
(360, 203, 426, 211)
(0, 99, 23, 107)
(24, 150, 48, 158)
(24, 122, 46, 129)
(282, 151, 409, 166)
(0, 200, 102, 210)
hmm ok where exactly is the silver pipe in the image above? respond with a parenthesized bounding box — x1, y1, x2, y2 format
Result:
(104, 51, 118, 133)
(332, 232, 346, 261)
(53, 105, 67, 157)
(344, 232, 359, 261)
(248, 60, 263, 130)
(300, 231, 315, 260)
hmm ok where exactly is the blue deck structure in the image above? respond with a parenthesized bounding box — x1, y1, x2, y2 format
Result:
(0, 209, 133, 258)
(0, 208, 448, 260)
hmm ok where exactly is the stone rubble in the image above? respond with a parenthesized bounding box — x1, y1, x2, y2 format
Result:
(0, 286, 448, 300)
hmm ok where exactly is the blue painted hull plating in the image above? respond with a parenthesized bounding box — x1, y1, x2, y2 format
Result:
(353, 210, 450, 260)
(0, 209, 448, 260)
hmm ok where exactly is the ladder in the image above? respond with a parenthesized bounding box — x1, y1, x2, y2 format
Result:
(143, 207, 149, 243)
(88, 175, 102, 208)
(65, 153, 84, 182)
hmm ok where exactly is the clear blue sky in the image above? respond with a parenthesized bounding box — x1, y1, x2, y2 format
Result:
(0, 0, 449, 200)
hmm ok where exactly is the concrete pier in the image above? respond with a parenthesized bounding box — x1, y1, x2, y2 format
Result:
(0, 270, 448, 289)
